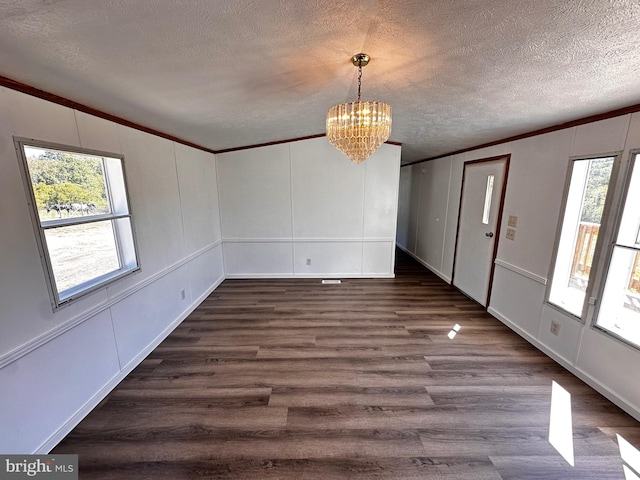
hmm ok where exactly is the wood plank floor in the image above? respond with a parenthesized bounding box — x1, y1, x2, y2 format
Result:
(52, 250, 640, 479)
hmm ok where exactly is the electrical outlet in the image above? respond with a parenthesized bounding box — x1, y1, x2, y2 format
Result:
(506, 228, 516, 240)
(306, 258, 312, 265)
(550, 320, 560, 336)
(508, 215, 518, 227)
(180, 289, 186, 300)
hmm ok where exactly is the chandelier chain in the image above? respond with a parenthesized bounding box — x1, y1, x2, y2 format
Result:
(357, 65, 362, 102)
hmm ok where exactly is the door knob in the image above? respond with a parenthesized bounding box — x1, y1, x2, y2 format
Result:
(485, 232, 494, 237)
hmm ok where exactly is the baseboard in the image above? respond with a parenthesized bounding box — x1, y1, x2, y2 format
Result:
(35, 274, 225, 454)
(224, 273, 395, 279)
(488, 306, 640, 423)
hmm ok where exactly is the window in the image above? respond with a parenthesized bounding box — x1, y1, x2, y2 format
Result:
(548, 148, 640, 351)
(547, 155, 616, 318)
(15, 138, 139, 308)
(595, 152, 640, 348)
(482, 174, 495, 225)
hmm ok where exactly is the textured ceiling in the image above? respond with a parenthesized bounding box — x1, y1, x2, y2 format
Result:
(1, 0, 640, 164)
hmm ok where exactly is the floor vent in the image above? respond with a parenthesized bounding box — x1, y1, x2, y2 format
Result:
(321, 279, 342, 284)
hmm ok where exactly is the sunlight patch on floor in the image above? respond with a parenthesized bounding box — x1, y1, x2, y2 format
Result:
(447, 324, 461, 339)
(618, 434, 640, 479)
(549, 381, 574, 466)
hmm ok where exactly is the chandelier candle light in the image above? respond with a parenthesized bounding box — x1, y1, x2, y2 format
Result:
(326, 53, 392, 163)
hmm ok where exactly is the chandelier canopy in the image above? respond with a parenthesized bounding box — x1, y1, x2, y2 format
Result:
(326, 53, 392, 163)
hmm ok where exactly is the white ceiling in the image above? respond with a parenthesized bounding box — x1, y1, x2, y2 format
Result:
(1, 0, 640, 164)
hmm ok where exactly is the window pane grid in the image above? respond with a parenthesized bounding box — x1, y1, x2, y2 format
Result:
(41, 212, 131, 230)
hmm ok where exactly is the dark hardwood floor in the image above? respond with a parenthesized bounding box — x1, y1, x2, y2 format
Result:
(52, 250, 640, 479)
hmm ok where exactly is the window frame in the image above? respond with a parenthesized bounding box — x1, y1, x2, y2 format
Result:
(592, 149, 640, 348)
(14, 137, 140, 309)
(544, 151, 622, 322)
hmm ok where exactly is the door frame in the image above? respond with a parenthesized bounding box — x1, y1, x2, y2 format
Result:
(451, 154, 511, 308)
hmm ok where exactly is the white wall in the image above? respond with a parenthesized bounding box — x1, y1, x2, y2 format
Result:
(414, 158, 452, 282)
(218, 138, 401, 278)
(0, 87, 224, 453)
(397, 113, 640, 421)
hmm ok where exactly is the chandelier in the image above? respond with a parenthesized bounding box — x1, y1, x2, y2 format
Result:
(326, 53, 392, 163)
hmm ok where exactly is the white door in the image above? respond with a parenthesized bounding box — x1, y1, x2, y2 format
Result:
(453, 157, 508, 306)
